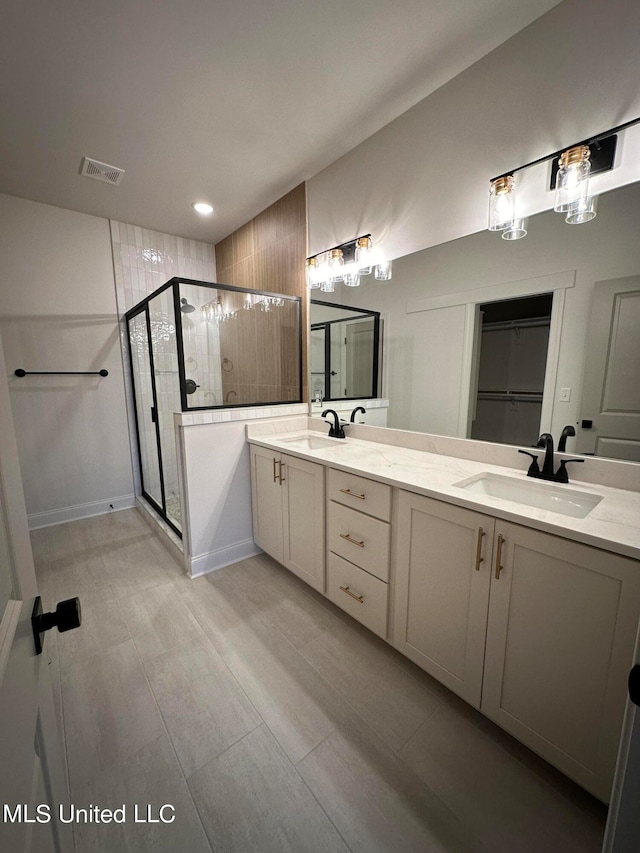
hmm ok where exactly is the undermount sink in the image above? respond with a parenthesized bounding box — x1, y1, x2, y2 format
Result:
(453, 472, 603, 518)
(280, 434, 347, 450)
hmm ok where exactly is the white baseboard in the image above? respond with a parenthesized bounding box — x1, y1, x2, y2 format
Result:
(27, 494, 136, 530)
(188, 538, 262, 578)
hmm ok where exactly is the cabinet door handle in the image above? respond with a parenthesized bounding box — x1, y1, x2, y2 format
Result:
(475, 527, 485, 571)
(339, 533, 365, 548)
(339, 488, 366, 500)
(339, 585, 364, 603)
(273, 457, 278, 483)
(278, 460, 285, 484)
(495, 533, 505, 579)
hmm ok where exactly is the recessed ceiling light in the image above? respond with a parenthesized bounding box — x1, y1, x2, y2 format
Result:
(192, 201, 214, 215)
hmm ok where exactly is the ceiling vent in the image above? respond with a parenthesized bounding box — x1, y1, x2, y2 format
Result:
(80, 157, 125, 186)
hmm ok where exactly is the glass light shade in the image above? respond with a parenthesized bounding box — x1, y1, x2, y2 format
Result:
(488, 176, 515, 231)
(355, 236, 373, 274)
(244, 293, 255, 309)
(328, 249, 344, 283)
(343, 271, 360, 287)
(374, 260, 392, 280)
(327, 248, 344, 272)
(315, 257, 330, 289)
(501, 219, 528, 240)
(320, 279, 335, 293)
(306, 258, 320, 288)
(554, 145, 591, 213)
(565, 194, 597, 224)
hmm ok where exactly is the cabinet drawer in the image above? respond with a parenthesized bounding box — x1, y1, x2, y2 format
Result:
(327, 553, 388, 639)
(327, 468, 391, 521)
(328, 502, 390, 581)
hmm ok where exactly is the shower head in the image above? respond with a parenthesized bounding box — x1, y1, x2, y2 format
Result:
(180, 297, 195, 314)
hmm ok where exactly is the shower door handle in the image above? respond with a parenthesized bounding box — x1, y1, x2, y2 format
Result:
(151, 406, 157, 423)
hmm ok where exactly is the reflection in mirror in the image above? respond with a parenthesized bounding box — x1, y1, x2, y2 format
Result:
(180, 282, 301, 409)
(471, 294, 552, 446)
(310, 300, 380, 401)
(311, 181, 640, 461)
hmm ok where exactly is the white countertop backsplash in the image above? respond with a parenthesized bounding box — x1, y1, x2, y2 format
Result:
(246, 417, 640, 560)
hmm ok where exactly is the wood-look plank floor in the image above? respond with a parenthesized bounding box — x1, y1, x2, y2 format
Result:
(31, 509, 607, 853)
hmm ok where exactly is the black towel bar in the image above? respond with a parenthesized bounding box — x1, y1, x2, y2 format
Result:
(14, 369, 109, 377)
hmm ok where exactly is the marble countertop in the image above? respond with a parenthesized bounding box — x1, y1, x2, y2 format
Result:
(247, 427, 640, 561)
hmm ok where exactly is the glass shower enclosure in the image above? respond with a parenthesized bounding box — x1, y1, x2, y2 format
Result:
(126, 278, 302, 536)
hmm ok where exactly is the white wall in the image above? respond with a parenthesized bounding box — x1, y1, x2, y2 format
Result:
(0, 194, 135, 526)
(316, 181, 640, 448)
(307, 0, 640, 262)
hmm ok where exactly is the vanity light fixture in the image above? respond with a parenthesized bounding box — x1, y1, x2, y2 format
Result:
(192, 201, 214, 215)
(305, 234, 392, 290)
(488, 114, 640, 240)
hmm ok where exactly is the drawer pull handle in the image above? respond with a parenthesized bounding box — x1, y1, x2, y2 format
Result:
(273, 457, 278, 483)
(339, 533, 365, 548)
(278, 460, 285, 484)
(339, 488, 366, 500)
(495, 533, 505, 579)
(475, 527, 485, 571)
(340, 585, 364, 603)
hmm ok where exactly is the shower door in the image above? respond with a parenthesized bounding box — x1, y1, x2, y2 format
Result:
(127, 310, 164, 512)
(147, 288, 182, 531)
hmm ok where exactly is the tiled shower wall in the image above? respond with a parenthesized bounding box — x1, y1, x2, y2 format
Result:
(110, 220, 217, 516)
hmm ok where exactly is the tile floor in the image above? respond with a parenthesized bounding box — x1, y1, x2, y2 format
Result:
(31, 509, 607, 853)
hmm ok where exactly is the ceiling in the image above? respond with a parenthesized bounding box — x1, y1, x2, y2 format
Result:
(0, 0, 561, 245)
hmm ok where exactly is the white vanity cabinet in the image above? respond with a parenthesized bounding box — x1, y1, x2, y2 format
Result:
(326, 469, 392, 638)
(250, 445, 325, 592)
(392, 491, 495, 706)
(393, 490, 640, 801)
(482, 521, 640, 801)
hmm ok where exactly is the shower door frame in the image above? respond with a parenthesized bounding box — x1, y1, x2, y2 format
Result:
(125, 281, 182, 538)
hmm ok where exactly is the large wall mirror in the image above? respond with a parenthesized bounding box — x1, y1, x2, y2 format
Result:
(310, 300, 380, 402)
(311, 181, 640, 462)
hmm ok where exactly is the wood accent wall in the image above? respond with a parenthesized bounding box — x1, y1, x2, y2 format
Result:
(215, 183, 309, 403)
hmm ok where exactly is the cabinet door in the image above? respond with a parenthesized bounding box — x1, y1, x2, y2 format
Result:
(250, 445, 284, 563)
(281, 453, 325, 592)
(482, 522, 640, 802)
(393, 491, 494, 707)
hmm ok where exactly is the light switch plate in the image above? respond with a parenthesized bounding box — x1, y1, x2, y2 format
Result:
(560, 387, 571, 402)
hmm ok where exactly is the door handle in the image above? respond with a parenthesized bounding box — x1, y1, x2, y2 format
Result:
(151, 406, 157, 423)
(32, 595, 82, 655)
(494, 534, 505, 579)
(475, 527, 485, 571)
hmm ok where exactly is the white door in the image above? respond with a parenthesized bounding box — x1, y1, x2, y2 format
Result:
(0, 341, 72, 852)
(577, 275, 640, 461)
